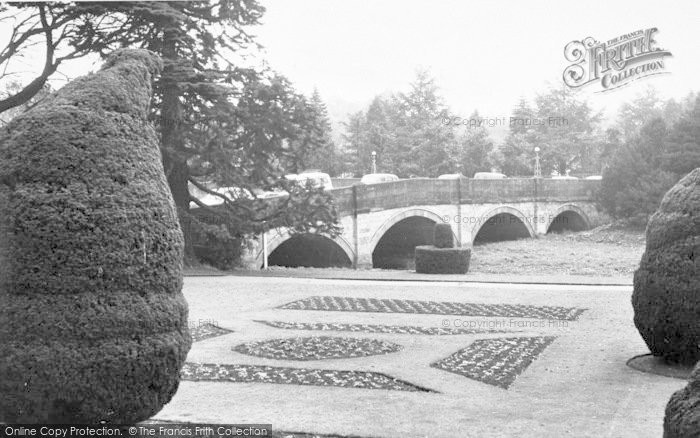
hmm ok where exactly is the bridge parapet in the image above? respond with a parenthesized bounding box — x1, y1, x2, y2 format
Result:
(536, 179, 599, 201)
(330, 179, 458, 216)
(329, 178, 600, 216)
(465, 178, 537, 203)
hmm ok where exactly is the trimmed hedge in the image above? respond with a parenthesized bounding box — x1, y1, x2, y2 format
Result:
(433, 223, 454, 248)
(415, 245, 471, 274)
(0, 49, 191, 423)
(664, 363, 700, 437)
(632, 168, 700, 364)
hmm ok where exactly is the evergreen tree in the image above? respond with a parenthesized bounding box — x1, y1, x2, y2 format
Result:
(296, 89, 338, 175)
(98, 2, 338, 262)
(509, 97, 535, 135)
(341, 110, 367, 176)
(617, 86, 664, 140)
(533, 85, 601, 175)
(598, 127, 622, 174)
(662, 96, 700, 176)
(387, 69, 456, 177)
(600, 118, 677, 225)
(615, 87, 696, 142)
(456, 110, 494, 177)
(601, 97, 700, 225)
(363, 96, 398, 174)
(494, 99, 540, 176)
(493, 131, 535, 176)
(495, 86, 601, 176)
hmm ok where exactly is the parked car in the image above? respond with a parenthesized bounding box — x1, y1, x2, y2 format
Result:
(585, 175, 603, 180)
(360, 173, 400, 184)
(189, 184, 254, 207)
(295, 171, 333, 190)
(552, 175, 579, 180)
(437, 173, 466, 180)
(473, 172, 506, 179)
(252, 188, 288, 199)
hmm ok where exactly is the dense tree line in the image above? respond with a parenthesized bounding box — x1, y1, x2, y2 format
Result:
(340, 73, 605, 179)
(338, 72, 699, 226)
(600, 95, 700, 225)
(342, 70, 491, 178)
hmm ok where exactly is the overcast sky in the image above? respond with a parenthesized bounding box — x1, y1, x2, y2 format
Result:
(2, 1, 699, 136)
(255, 0, 700, 125)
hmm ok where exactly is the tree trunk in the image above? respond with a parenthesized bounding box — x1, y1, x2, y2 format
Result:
(163, 153, 196, 263)
(159, 32, 196, 265)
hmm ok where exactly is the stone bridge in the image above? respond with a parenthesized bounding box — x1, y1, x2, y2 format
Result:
(241, 178, 601, 269)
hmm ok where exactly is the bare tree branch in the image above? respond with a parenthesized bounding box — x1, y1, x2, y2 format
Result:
(0, 5, 60, 114)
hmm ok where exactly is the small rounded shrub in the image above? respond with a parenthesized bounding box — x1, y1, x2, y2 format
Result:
(632, 168, 700, 364)
(663, 363, 700, 437)
(415, 245, 471, 274)
(0, 49, 191, 423)
(433, 223, 454, 248)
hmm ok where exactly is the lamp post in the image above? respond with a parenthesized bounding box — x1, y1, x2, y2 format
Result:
(533, 147, 541, 231)
(534, 147, 541, 178)
(371, 150, 377, 174)
(261, 221, 268, 269)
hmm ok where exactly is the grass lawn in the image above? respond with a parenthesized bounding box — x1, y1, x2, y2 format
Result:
(470, 224, 645, 277)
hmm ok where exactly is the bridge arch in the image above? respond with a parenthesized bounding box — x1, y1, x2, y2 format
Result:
(369, 208, 454, 253)
(370, 208, 455, 269)
(546, 204, 591, 233)
(256, 228, 354, 268)
(471, 206, 535, 244)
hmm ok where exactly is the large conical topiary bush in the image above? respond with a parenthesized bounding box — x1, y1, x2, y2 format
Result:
(632, 168, 700, 365)
(664, 362, 700, 437)
(0, 49, 191, 423)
